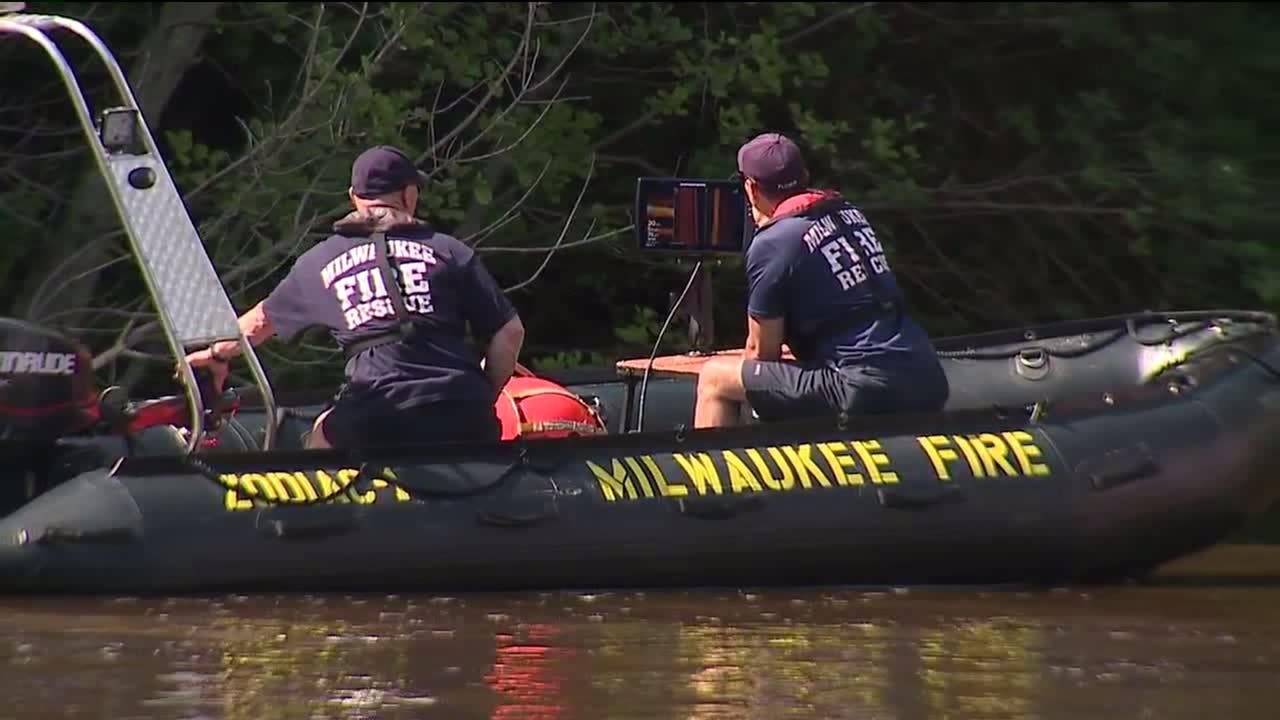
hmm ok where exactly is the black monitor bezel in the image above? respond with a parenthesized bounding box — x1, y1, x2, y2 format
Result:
(633, 176, 751, 257)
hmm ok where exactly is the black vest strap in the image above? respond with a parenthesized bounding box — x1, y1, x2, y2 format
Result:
(342, 231, 415, 360)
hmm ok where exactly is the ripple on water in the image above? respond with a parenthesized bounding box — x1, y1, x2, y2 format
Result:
(0, 559, 1278, 719)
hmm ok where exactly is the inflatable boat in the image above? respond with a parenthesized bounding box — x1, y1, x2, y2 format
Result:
(2, 11, 1280, 594)
(3, 308, 1280, 594)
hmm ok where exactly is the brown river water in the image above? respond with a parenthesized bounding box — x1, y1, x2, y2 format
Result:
(0, 545, 1277, 720)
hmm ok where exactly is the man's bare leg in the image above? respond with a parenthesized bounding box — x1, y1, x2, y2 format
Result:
(694, 355, 748, 428)
(307, 409, 334, 449)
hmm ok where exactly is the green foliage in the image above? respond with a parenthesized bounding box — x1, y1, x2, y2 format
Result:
(529, 349, 611, 372)
(0, 1, 1277, 388)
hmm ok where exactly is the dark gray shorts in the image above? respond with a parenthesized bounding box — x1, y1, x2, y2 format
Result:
(321, 387, 501, 449)
(741, 358, 949, 422)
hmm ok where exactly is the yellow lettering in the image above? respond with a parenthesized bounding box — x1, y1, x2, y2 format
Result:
(587, 459, 637, 502)
(370, 478, 406, 503)
(817, 442, 864, 486)
(763, 448, 797, 490)
(221, 474, 252, 511)
(268, 472, 310, 502)
(746, 448, 794, 491)
(291, 472, 320, 501)
(962, 430, 1013, 476)
(951, 435, 986, 477)
(239, 473, 275, 501)
(218, 466, 416, 511)
(1002, 431, 1052, 476)
(918, 432, 1052, 483)
(722, 451, 763, 493)
(974, 433, 1020, 477)
(917, 436, 959, 481)
(622, 456, 656, 498)
(380, 468, 413, 501)
(583, 432, 1050, 506)
(265, 473, 292, 501)
(641, 455, 687, 497)
(673, 452, 723, 496)
(851, 440, 899, 484)
(331, 468, 370, 504)
(781, 444, 831, 488)
(313, 469, 341, 498)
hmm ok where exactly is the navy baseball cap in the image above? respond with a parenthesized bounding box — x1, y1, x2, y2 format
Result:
(737, 132, 809, 192)
(351, 145, 429, 199)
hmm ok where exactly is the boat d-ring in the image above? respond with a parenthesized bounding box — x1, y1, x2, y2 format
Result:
(1014, 347, 1051, 381)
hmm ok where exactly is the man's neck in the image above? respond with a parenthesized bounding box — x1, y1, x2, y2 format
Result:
(358, 201, 408, 213)
(355, 203, 416, 223)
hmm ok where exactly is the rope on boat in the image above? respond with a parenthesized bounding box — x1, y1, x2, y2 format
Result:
(173, 443, 544, 507)
(1232, 347, 1280, 382)
(934, 312, 1272, 361)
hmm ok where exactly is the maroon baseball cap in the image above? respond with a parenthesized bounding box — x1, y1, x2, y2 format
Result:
(351, 145, 429, 199)
(737, 132, 809, 192)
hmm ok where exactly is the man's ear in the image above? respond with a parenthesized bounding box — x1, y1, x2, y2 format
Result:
(348, 187, 358, 204)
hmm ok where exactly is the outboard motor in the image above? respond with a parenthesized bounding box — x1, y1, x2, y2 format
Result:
(0, 317, 97, 441)
(0, 318, 99, 510)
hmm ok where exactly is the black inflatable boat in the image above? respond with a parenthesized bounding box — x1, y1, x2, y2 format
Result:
(5, 308, 1280, 593)
(3, 12, 1280, 594)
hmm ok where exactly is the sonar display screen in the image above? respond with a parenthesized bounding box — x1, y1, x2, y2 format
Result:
(635, 178, 749, 256)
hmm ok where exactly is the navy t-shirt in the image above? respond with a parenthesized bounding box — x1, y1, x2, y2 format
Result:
(745, 194, 938, 368)
(261, 214, 517, 410)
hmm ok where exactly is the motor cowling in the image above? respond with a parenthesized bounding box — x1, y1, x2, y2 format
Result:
(494, 375, 608, 441)
(0, 317, 97, 443)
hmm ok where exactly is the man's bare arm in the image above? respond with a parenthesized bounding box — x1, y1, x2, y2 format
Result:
(744, 314, 785, 361)
(201, 302, 276, 362)
(483, 315, 526, 391)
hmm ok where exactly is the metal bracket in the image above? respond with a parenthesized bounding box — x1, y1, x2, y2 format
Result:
(0, 13, 279, 452)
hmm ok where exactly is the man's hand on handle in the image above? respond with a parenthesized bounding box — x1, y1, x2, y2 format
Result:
(180, 347, 230, 393)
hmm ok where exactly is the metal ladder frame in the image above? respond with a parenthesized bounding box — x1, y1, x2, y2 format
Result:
(0, 12, 280, 452)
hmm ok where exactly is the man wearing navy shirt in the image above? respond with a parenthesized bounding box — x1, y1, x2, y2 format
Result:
(693, 132, 949, 428)
(186, 145, 526, 449)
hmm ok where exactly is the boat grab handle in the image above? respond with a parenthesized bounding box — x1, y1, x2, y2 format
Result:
(24, 526, 138, 545)
(877, 485, 966, 510)
(257, 506, 359, 540)
(476, 496, 560, 528)
(1074, 444, 1160, 491)
(675, 495, 766, 520)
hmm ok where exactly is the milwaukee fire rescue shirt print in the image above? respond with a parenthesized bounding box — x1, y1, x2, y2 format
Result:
(744, 194, 935, 367)
(261, 224, 516, 409)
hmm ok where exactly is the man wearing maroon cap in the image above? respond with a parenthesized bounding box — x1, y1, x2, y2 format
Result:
(184, 145, 526, 449)
(693, 132, 949, 427)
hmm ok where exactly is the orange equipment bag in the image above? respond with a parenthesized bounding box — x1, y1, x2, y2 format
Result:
(494, 364, 608, 441)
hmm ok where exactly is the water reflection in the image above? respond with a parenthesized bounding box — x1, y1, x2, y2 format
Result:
(486, 623, 571, 720)
(919, 620, 1041, 720)
(674, 617, 895, 719)
(0, 574, 1276, 719)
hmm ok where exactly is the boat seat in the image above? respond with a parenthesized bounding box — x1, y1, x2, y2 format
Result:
(209, 418, 257, 452)
(129, 425, 190, 457)
(127, 419, 259, 456)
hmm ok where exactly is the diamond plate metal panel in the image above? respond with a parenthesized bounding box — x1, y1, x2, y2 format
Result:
(106, 155, 241, 346)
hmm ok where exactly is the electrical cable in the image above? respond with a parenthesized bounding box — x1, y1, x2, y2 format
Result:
(636, 260, 703, 433)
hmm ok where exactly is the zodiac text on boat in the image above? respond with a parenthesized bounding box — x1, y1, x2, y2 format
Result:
(217, 468, 413, 511)
(586, 431, 1054, 503)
